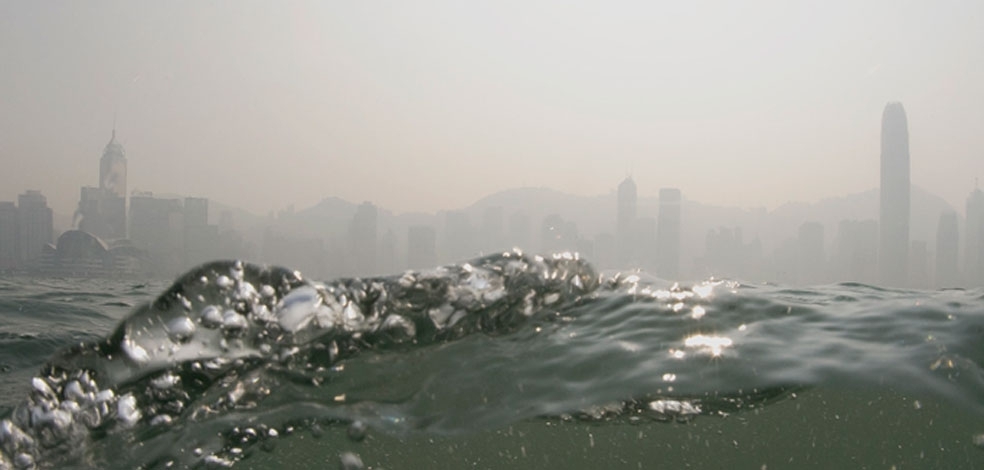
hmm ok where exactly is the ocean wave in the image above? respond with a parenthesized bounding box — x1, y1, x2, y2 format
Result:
(1, 251, 983, 469)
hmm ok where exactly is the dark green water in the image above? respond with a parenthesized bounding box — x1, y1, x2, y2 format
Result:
(1, 252, 983, 469)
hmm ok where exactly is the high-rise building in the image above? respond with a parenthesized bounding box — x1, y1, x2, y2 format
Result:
(878, 103, 910, 287)
(965, 188, 984, 285)
(129, 193, 184, 275)
(100, 130, 127, 196)
(16, 190, 53, 265)
(78, 130, 127, 239)
(616, 177, 637, 266)
(935, 211, 960, 288)
(0, 202, 18, 269)
(182, 197, 218, 270)
(833, 219, 879, 284)
(656, 188, 682, 279)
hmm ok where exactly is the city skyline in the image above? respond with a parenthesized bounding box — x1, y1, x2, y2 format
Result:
(2, 1, 983, 217)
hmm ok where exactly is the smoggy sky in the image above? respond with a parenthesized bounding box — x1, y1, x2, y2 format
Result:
(1, 0, 982, 217)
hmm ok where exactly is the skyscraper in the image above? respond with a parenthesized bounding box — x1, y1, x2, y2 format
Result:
(935, 211, 959, 288)
(656, 188, 682, 279)
(16, 190, 53, 265)
(100, 129, 127, 197)
(965, 188, 984, 285)
(0, 202, 18, 269)
(78, 130, 128, 239)
(878, 103, 910, 286)
(616, 177, 637, 266)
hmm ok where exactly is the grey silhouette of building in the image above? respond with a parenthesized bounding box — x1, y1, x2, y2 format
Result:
(878, 103, 910, 286)
(634, 216, 657, 270)
(909, 240, 929, 289)
(349, 202, 378, 276)
(616, 177, 637, 266)
(965, 187, 984, 285)
(78, 130, 127, 239)
(182, 197, 219, 270)
(0, 202, 18, 269)
(129, 193, 184, 275)
(797, 222, 825, 285)
(443, 210, 473, 262)
(407, 225, 437, 270)
(833, 219, 878, 284)
(656, 188, 682, 279)
(17, 190, 53, 266)
(935, 211, 960, 288)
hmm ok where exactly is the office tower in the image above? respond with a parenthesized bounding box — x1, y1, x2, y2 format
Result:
(656, 188, 681, 279)
(129, 193, 184, 275)
(407, 225, 437, 270)
(966, 188, 984, 285)
(78, 130, 127, 239)
(444, 211, 473, 262)
(183, 198, 218, 269)
(797, 222, 826, 285)
(833, 219, 879, 284)
(16, 190, 53, 265)
(878, 102, 910, 286)
(100, 129, 127, 197)
(935, 211, 959, 288)
(0, 201, 18, 268)
(634, 216, 657, 271)
(349, 202, 378, 276)
(616, 177, 637, 265)
(909, 240, 929, 288)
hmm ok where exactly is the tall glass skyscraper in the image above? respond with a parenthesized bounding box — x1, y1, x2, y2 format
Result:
(879, 102, 910, 287)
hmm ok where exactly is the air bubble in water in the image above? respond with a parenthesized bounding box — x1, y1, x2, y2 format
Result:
(347, 420, 367, 442)
(167, 316, 196, 342)
(339, 451, 364, 470)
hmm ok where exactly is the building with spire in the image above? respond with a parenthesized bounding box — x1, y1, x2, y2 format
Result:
(78, 130, 127, 239)
(878, 103, 910, 287)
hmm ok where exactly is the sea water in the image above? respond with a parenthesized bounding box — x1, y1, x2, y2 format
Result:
(1, 251, 983, 469)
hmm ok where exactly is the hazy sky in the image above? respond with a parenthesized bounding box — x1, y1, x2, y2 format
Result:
(1, 0, 982, 217)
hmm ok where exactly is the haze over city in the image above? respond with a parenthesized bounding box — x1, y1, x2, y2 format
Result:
(2, 1, 982, 217)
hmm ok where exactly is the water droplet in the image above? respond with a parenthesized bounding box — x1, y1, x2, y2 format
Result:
(347, 420, 367, 442)
(339, 452, 364, 470)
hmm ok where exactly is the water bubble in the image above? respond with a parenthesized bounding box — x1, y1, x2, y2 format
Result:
(221, 310, 248, 334)
(117, 393, 141, 427)
(973, 433, 984, 448)
(216, 275, 233, 289)
(347, 420, 368, 442)
(200, 306, 222, 328)
(339, 452, 364, 470)
(167, 316, 196, 342)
